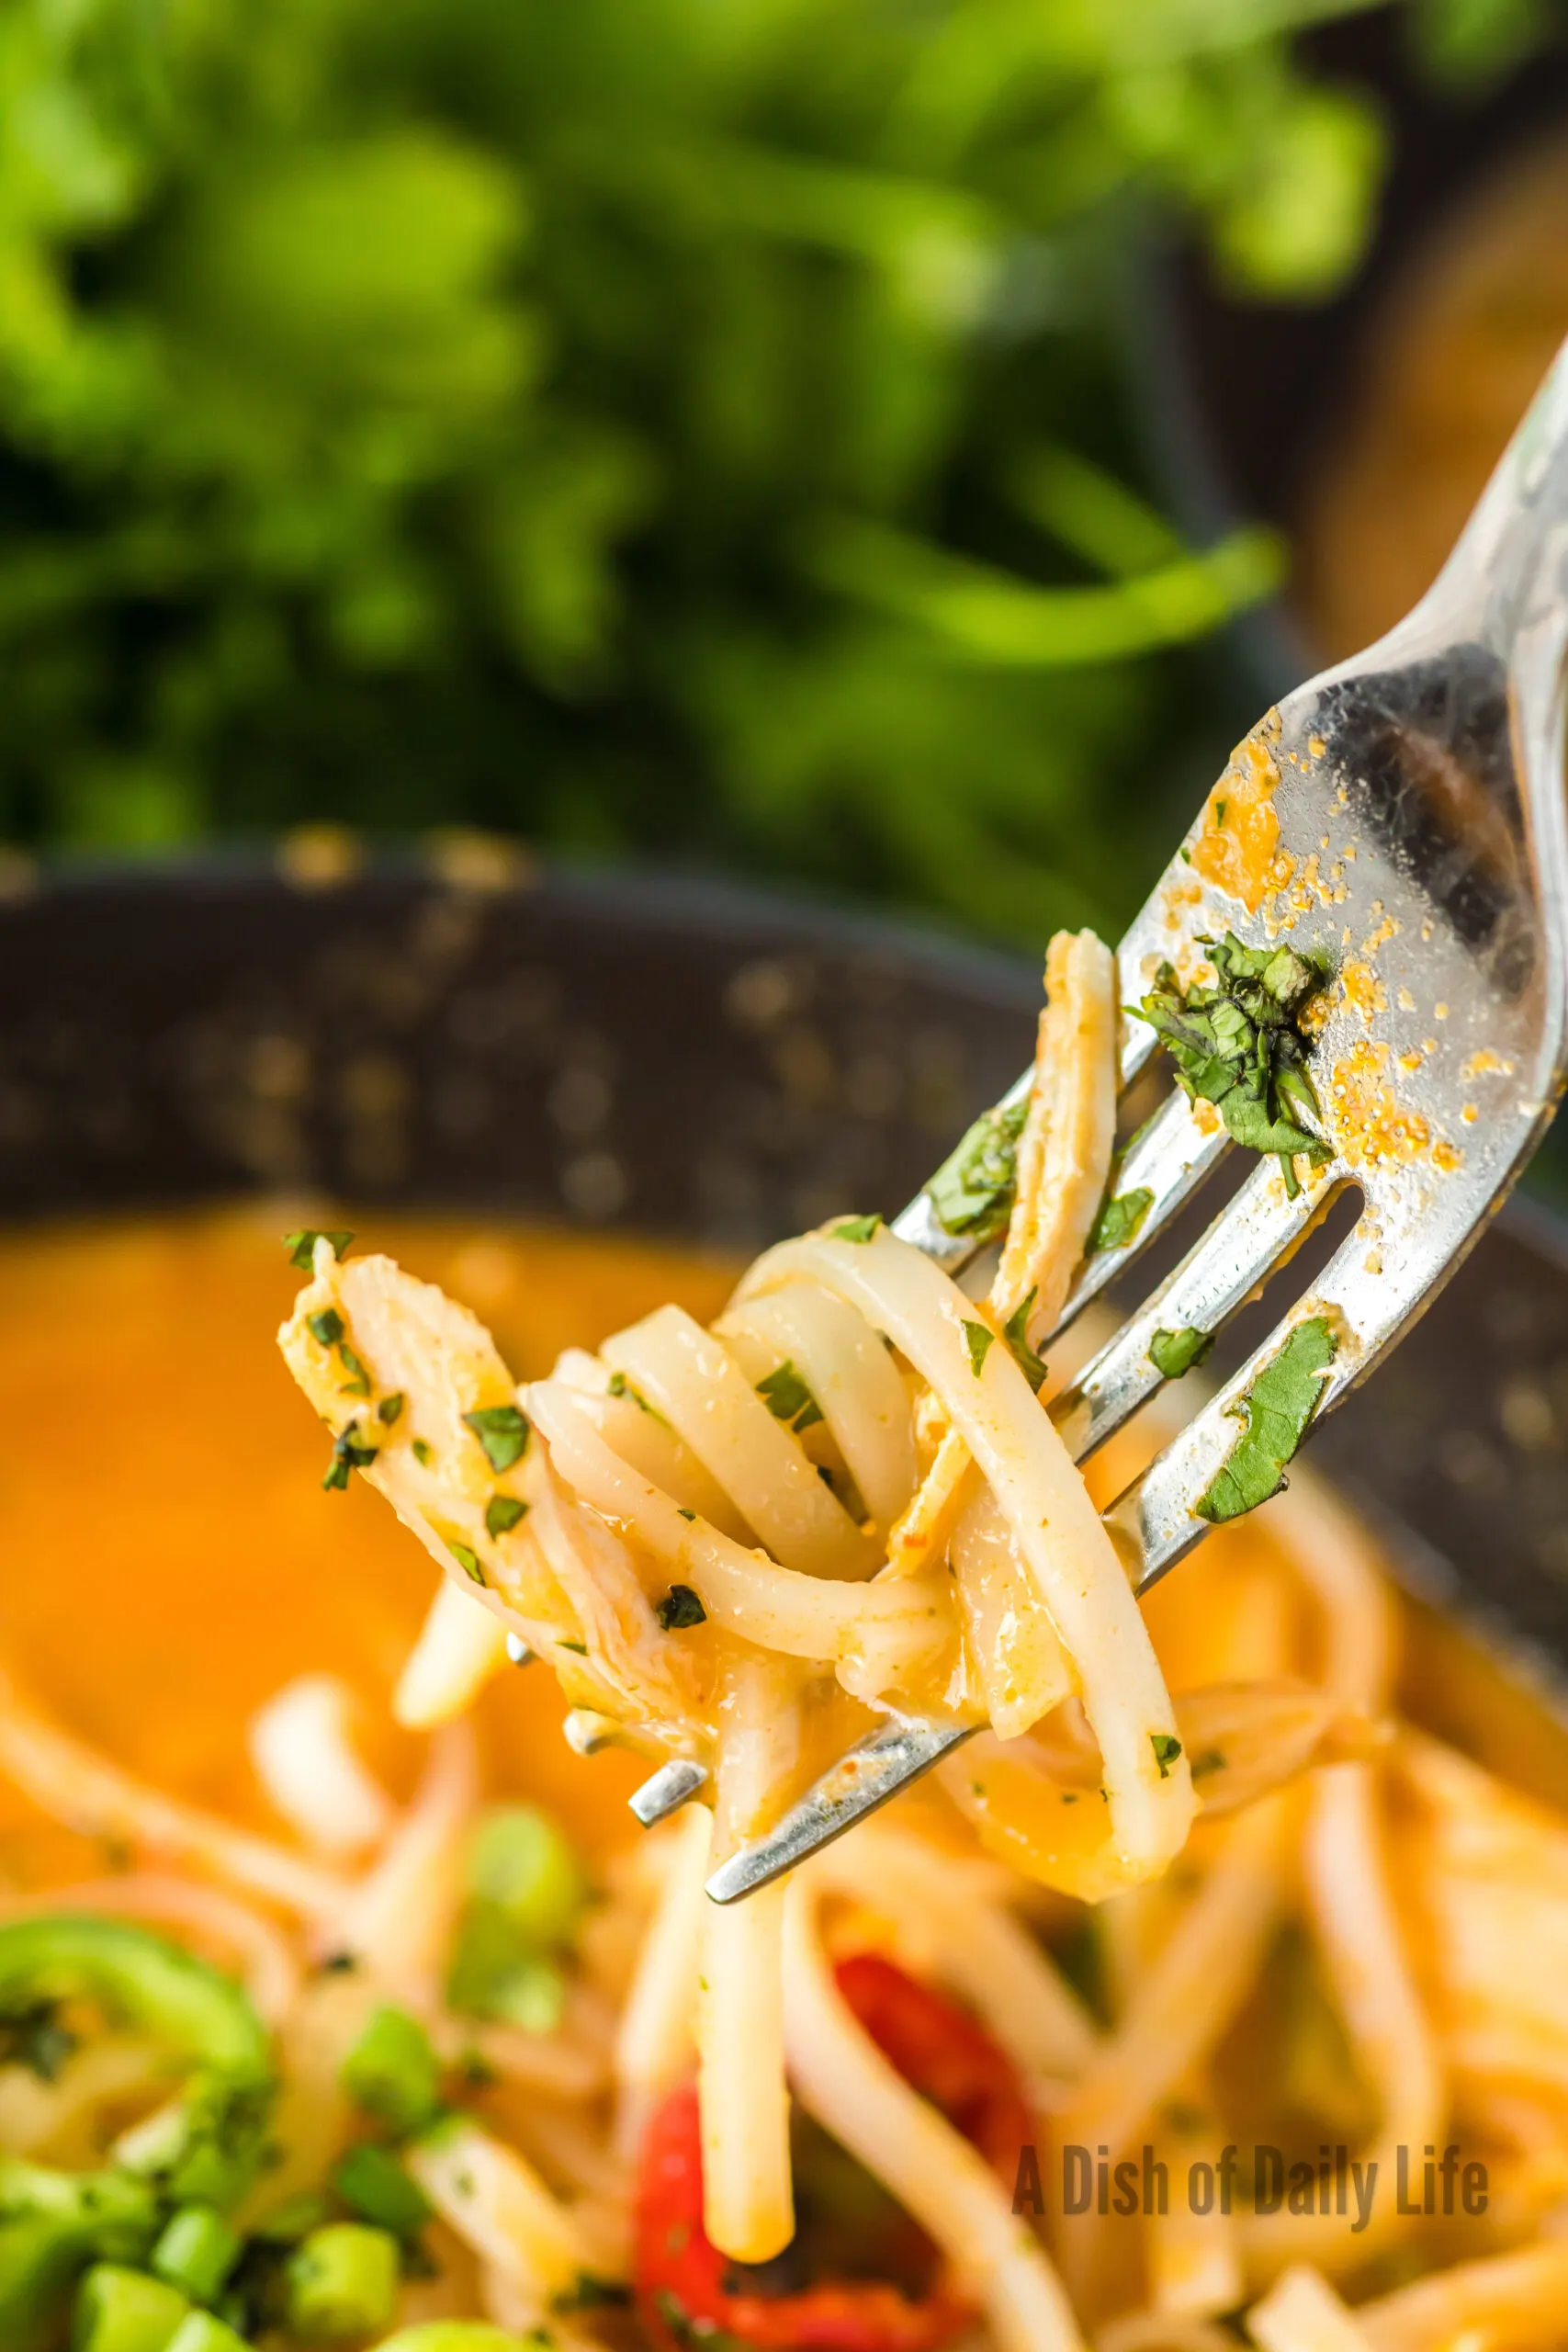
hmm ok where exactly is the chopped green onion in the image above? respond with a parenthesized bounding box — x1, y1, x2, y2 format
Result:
(284, 2224, 399, 2343)
(339, 2008, 442, 2140)
(71, 2263, 190, 2352)
(467, 1807, 586, 1948)
(366, 2329, 523, 2350)
(163, 2313, 250, 2352)
(150, 2208, 240, 2307)
(246, 2194, 328, 2247)
(656, 1585, 706, 1632)
(484, 1495, 526, 1538)
(446, 1912, 566, 2034)
(332, 2145, 432, 2239)
(461, 1406, 528, 1473)
(284, 1232, 354, 1272)
(306, 1309, 344, 1348)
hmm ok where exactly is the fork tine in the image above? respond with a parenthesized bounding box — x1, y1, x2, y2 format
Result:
(1050, 1158, 1346, 1465)
(1049, 1083, 1231, 1337)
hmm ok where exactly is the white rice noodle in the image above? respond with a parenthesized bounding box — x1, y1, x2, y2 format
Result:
(951, 1489, 1075, 1739)
(395, 1581, 513, 1730)
(525, 1458, 698, 1739)
(714, 1282, 918, 1531)
(0, 1658, 348, 1922)
(1247, 2267, 1373, 2352)
(408, 2117, 597, 2309)
(738, 1227, 1192, 1892)
(1357, 2241, 1568, 2350)
(601, 1304, 874, 1578)
(782, 1871, 1086, 2352)
(0, 1871, 300, 2026)
(249, 1674, 395, 1857)
(1097, 2316, 1242, 2352)
(431, 2014, 608, 2102)
(1143, 2099, 1244, 2322)
(613, 1801, 713, 2160)
(695, 1653, 798, 2263)
(331, 1720, 478, 1992)
(524, 1384, 947, 1688)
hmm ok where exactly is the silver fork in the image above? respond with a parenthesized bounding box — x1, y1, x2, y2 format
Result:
(626, 331, 1568, 1902)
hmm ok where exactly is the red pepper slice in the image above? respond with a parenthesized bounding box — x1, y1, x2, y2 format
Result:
(635, 1953, 1032, 2352)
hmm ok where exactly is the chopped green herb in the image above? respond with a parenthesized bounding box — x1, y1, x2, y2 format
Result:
(251, 2190, 332, 2245)
(0, 1998, 76, 2082)
(656, 1584, 707, 1631)
(676, 1508, 696, 1521)
(1148, 1326, 1213, 1381)
(962, 1319, 995, 1376)
(1132, 932, 1331, 1197)
(558, 1639, 588, 1656)
(468, 1805, 587, 1947)
(322, 1423, 377, 1492)
(554, 2275, 632, 2314)
(1190, 1748, 1225, 1781)
(284, 1230, 354, 1272)
(463, 1405, 528, 1474)
(1002, 1288, 1047, 1394)
(151, 2204, 241, 2303)
(307, 1307, 345, 1347)
(606, 1370, 661, 1418)
(485, 1495, 527, 1539)
(446, 1539, 486, 1586)
(333, 2143, 433, 2239)
(337, 1340, 371, 1397)
(412, 1439, 432, 1466)
(925, 1096, 1028, 1244)
(829, 1214, 880, 1243)
(285, 2222, 400, 2341)
(1150, 1733, 1183, 1779)
(1196, 1316, 1336, 1524)
(340, 2007, 442, 2138)
(377, 1392, 404, 1426)
(754, 1360, 824, 1433)
(1089, 1186, 1153, 1254)
(1214, 798, 1228, 825)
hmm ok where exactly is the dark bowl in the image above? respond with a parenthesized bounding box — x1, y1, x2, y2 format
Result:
(9, 854, 1568, 1722)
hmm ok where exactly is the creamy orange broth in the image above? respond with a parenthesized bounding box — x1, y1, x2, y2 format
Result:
(0, 1206, 735, 1890)
(3, 1204, 1567, 1903)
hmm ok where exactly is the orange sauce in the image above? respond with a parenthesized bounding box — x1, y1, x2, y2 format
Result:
(0, 1207, 735, 1890)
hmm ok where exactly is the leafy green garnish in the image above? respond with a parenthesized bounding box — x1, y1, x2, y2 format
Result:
(377, 1392, 404, 1426)
(606, 1370, 661, 1418)
(0, 1999, 76, 2082)
(555, 2275, 632, 2313)
(1089, 1186, 1153, 1254)
(676, 1507, 696, 1521)
(1148, 1325, 1213, 1381)
(485, 1494, 527, 1538)
(463, 1405, 528, 1473)
(1195, 1316, 1336, 1523)
(337, 1340, 371, 1397)
(333, 2143, 433, 2240)
(558, 1639, 588, 1656)
(755, 1360, 824, 1433)
(322, 1423, 377, 1491)
(962, 1319, 994, 1376)
(307, 1307, 344, 1347)
(285, 1231, 354, 1272)
(1003, 1288, 1047, 1394)
(340, 2007, 442, 2139)
(1190, 1748, 1225, 1781)
(925, 1097, 1028, 1243)
(446, 1538, 486, 1585)
(656, 1584, 707, 1631)
(1133, 933, 1330, 1197)
(830, 1215, 881, 1244)
(1150, 1733, 1183, 1779)
(412, 1439, 433, 1466)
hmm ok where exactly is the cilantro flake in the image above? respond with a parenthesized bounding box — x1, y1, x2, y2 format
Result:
(926, 1096, 1028, 1244)
(962, 1319, 995, 1376)
(337, 1340, 371, 1396)
(1132, 933, 1330, 1195)
(307, 1306, 344, 1347)
(446, 1538, 487, 1585)
(755, 1360, 824, 1433)
(1190, 1748, 1225, 1781)
(322, 1422, 378, 1491)
(1151, 1733, 1183, 1779)
(284, 1229, 354, 1271)
(656, 1584, 706, 1631)
(486, 1494, 528, 1538)
(1148, 1326, 1213, 1381)
(830, 1215, 880, 1243)
(0, 2000, 77, 2082)
(558, 1639, 588, 1656)
(1195, 1316, 1336, 1524)
(377, 1392, 404, 1425)
(463, 1404, 528, 1473)
(1089, 1187, 1153, 1254)
(676, 1508, 696, 1521)
(412, 1439, 433, 1466)
(1003, 1288, 1047, 1394)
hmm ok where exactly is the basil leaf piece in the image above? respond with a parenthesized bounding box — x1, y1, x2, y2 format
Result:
(1148, 1325, 1213, 1381)
(656, 1584, 707, 1631)
(1002, 1288, 1047, 1394)
(1089, 1186, 1153, 1254)
(1195, 1317, 1336, 1524)
(925, 1097, 1028, 1243)
(962, 1319, 994, 1376)
(463, 1405, 529, 1473)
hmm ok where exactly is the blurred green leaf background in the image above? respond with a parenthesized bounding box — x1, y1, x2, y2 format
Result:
(0, 0, 1555, 943)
